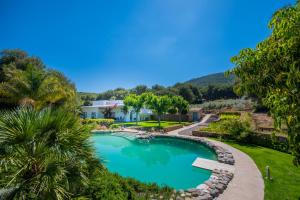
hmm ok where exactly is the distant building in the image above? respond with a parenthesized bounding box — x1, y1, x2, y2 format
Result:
(81, 100, 152, 122)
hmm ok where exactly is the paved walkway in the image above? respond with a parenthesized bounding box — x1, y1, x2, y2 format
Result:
(168, 114, 212, 135)
(207, 139, 264, 200)
(165, 116, 265, 200)
(192, 157, 235, 173)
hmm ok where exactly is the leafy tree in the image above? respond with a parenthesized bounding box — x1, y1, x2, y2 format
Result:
(124, 94, 144, 124)
(83, 100, 92, 106)
(0, 49, 31, 82)
(0, 107, 94, 199)
(172, 96, 189, 123)
(96, 88, 129, 100)
(131, 85, 148, 95)
(145, 94, 171, 127)
(0, 50, 77, 110)
(177, 85, 195, 103)
(229, 1, 300, 165)
(191, 86, 203, 104)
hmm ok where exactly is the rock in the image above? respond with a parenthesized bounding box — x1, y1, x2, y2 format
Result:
(197, 184, 209, 190)
(187, 188, 198, 193)
(216, 183, 226, 191)
(197, 193, 213, 200)
(210, 188, 220, 197)
(204, 181, 213, 188)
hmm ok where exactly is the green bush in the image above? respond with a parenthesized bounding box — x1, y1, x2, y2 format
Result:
(84, 170, 173, 200)
(220, 118, 250, 138)
(110, 124, 121, 129)
(200, 114, 289, 152)
(81, 118, 115, 127)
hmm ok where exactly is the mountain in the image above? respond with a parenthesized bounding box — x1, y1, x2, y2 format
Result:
(184, 72, 235, 87)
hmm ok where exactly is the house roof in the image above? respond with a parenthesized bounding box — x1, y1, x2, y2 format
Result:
(82, 100, 124, 108)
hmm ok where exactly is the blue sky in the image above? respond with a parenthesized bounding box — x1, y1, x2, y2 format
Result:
(0, 0, 294, 92)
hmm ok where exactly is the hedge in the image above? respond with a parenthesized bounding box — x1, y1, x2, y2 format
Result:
(81, 118, 115, 127)
(192, 130, 289, 153)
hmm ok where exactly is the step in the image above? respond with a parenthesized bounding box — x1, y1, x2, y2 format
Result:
(192, 157, 235, 173)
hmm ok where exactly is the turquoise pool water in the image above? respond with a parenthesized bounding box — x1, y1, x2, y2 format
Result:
(91, 133, 217, 189)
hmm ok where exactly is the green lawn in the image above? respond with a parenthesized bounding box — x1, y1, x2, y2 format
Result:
(115, 120, 191, 129)
(222, 140, 300, 200)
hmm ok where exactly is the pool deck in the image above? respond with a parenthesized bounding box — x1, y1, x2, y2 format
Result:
(207, 139, 264, 200)
(192, 157, 235, 173)
(166, 117, 264, 200)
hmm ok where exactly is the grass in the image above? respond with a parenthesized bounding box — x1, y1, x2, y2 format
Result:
(220, 140, 300, 200)
(115, 120, 191, 129)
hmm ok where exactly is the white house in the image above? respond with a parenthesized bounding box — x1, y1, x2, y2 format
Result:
(81, 100, 152, 122)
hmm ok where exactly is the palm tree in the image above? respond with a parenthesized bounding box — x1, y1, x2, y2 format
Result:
(0, 64, 77, 110)
(102, 107, 114, 118)
(0, 107, 94, 199)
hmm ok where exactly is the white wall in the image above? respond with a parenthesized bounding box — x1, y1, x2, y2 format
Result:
(81, 106, 151, 122)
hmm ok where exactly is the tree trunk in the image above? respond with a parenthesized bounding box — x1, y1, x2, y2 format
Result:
(136, 112, 138, 125)
(179, 109, 182, 124)
(158, 115, 161, 128)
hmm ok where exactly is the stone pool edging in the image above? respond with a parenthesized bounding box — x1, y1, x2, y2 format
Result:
(139, 134, 235, 200)
(94, 131, 235, 200)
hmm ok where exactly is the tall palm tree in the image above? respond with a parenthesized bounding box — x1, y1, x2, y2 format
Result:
(0, 107, 94, 199)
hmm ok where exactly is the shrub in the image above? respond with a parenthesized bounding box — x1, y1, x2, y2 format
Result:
(81, 118, 115, 127)
(220, 119, 250, 138)
(192, 99, 253, 111)
(84, 170, 173, 200)
(110, 124, 121, 129)
(197, 112, 289, 152)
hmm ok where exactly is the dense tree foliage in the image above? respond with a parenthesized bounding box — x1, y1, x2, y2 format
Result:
(185, 72, 235, 87)
(171, 96, 189, 123)
(84, 83, 237, 105)
(230, 2, 300, 165)
(96, 88, 129, 100)
(144, 94, 172, 127)
(124, 93, 189, 127)
(123, 94, 145, 125)
(0, 49, 78, 110)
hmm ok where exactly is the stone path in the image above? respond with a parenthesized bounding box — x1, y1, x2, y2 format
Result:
(192, 157, 235, 173)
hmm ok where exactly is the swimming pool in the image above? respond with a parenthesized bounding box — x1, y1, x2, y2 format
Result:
(91, 132, 217, 190)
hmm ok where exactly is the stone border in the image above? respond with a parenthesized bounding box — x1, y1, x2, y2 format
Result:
(136, 134, 235, 199)
(140, 134, 235, 165)
(95, 131, 235, 200)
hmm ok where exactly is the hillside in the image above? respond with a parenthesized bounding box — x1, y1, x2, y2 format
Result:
(185, 72, 235, 87)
